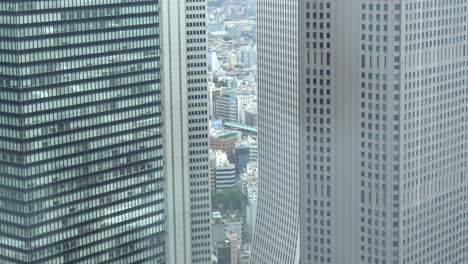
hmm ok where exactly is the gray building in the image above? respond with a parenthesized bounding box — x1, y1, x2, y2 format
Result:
(216, 164, 237, 190)
(162, 0, 212, 263)
(216, 92, 255, 124)
(216, 94, 238, 123)
(239, 45, 257, 68)
(234, 144, 250, 176)
(0, 1, 165, 263)
(299, 1, 468, 264)
(235, 140, 258, 175)
(216, 240, 232, 264)
(250, 0, 301, 263)
(253, 1, 468, 264)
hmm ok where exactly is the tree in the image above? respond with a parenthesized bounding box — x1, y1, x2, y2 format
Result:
(211, 188, 248, 212)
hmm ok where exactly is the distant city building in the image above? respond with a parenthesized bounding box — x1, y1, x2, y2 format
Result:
(208, 84, 222, 119)
(239, 45, 257, 68)
(216, 163, 236, 190)
(251, 24, 257, 41)
(234, 144, 250, 176)
(226, 24, 244, 39)
(208, 50, 221, 72)
(216, 92, 255, 124)
(214, 150, 236, 190)
(227, 232, 239, 264)
(209, 30, 230, 39)
(212, 215, 240, 264)
(227, 78, 239, 90)
(235, 139, 258, 175)
(210, 131, 239, 163)
(212, 217, 227, 246)
(227, 53, 238, 66)
(242, 108, 258, 127)
(240, 162, 258, 242)
(216, 240, 232, 264)
(238, 245, 252, 264)
(224, 217, 243, 246)
(208, 22, 225, 32)
(216, 95, 238, 122)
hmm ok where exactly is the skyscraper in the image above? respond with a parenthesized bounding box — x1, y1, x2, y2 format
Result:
(250, 0, 301, 263)
(0, 1, 164, 263)
(253, 1, 468, 264)
(162, 0, 212, 263)
(300, 1, 468, 264)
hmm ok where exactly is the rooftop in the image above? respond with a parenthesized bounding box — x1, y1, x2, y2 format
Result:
(219, 132, 238, 138)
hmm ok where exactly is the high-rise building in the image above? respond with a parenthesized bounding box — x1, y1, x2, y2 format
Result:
(254, 1, 468, 264)
(300, 1, 468, 264)
(239, 45, 257, 68)
(161, 0, 212, 263)
(250, 0, 301, 263)
(0, 1, 165, 263)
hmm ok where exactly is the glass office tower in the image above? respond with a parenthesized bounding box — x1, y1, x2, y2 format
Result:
(0, 1, 165, 263)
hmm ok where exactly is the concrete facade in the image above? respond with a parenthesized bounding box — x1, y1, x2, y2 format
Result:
(250, 0, 301, 263)
(299, 1, 468, 264)
(162, 0, 211, 263)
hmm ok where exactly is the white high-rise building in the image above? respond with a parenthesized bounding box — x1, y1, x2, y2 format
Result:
(253, 1, 468, 264)
(250, 0, 301, 263)
(240, 45, 257, 68)
(300, 1, 468, 264)
(162, 0, 211, 263)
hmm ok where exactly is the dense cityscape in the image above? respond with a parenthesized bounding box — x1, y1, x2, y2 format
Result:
(207, 0, 258, 262)
(0, 0, 468, 264)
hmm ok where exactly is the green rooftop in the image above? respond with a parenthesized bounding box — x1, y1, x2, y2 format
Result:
(219, 132, 238, 138)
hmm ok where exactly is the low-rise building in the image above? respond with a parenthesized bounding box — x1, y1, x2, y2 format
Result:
(210, 131, 239, 163)
(235, 138, 258, 175)
(224, 216, 242, 246)
(239, 45, 256, 68)
(216, 240, 232, 264)
(211, 150, 236, 191)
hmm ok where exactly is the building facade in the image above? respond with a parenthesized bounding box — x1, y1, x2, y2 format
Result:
(250, 0, 301, 263)
(216, 240, 232, 264)
(212, 150, 236, 191)
(215, 163, 237, 190)
(210, 132, 239, 163)
(162, 0, 212, 263)
(239, 45, 257, 68)
(0, 1, 165, 263)
(216, 94, 238, 122)
(300, 1, 468, 264)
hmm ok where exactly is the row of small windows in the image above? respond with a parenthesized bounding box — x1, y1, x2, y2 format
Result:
(0, 0, 152, 12)
(0, 4, 158, 26)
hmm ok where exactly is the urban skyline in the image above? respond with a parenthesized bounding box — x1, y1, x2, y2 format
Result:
(1, 0, 468, 264)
